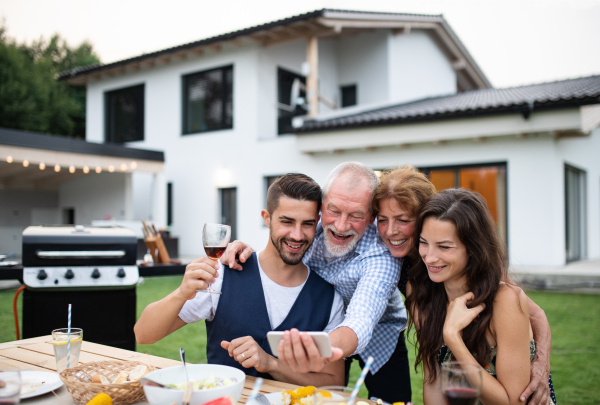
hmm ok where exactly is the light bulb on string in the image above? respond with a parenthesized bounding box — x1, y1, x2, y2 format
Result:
(39, 162, 45, 170)
(108, 165, 115, 173)
(6, 156, 13, 163)
(95, 166, 102, 174)
(69, 166, 75, 173)
(130, 161, 137, 170)
(83, 166, 89, 174)
(54, 164, 60, 172)
(120, 163, 127, 171)
(23, 160, 29, 167)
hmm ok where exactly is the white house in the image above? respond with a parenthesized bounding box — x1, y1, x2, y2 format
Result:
(58, 9, 600, 268)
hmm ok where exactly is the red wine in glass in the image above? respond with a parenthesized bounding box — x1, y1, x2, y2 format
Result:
(205, 246, 226, 260)
(444, 387, 479, 405)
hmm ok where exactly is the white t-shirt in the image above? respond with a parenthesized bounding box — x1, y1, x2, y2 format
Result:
(179, 252, 345, 332)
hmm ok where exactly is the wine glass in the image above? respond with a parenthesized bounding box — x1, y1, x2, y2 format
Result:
(201, 223, 231, 294)
(441, 361, 483, 405)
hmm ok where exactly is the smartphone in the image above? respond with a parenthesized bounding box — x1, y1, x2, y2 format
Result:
(267, 331, 332, 357)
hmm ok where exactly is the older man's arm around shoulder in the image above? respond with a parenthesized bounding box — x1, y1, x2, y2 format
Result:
(134, 257, 220, 344)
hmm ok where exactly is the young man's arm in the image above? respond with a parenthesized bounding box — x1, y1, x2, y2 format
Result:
(134, 257, 219, 344)
(222, 337, 344, 386)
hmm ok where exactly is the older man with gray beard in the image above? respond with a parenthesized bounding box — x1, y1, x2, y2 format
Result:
(222, 162, 411, 403)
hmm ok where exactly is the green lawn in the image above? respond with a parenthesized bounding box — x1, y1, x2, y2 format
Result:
(2, 279, 599, 405)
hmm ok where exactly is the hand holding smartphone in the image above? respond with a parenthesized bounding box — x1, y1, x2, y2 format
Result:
(267, 331, 332, 357)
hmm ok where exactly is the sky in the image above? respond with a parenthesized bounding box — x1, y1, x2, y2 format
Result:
(1, 0, 600, 88)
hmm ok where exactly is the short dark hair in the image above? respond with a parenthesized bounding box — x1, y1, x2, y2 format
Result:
(266, 173, 322, 215)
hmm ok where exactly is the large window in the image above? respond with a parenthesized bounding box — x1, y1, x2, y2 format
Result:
(105, 84, 144, 143)
(182, 65, 233, 135)
(420, 163, 508, 245)
(277, 67, 306, 135)
(565, 164, 587, 262)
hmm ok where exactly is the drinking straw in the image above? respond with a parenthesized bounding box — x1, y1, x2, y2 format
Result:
(348, 356, 374, 405)
(247, 377, 263, 404)
(67, 303, 72, 369)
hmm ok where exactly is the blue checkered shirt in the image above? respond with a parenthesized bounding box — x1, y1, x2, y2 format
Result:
(304, 222, 407, 374)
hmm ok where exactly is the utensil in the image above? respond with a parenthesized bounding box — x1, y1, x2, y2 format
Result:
(245, 377, 263, 405)
(348, 356, 373, 405)
(441, 361, 482, 405)
(180, 348, 193, 405)
(140, 377, 176, 389)
(201, 223, 231, 294)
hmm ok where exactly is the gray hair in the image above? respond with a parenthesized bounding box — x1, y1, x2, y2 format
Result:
(322, 162, 380, 201)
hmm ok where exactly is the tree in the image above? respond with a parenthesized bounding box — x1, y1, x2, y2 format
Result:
(0, 23, 100, 138)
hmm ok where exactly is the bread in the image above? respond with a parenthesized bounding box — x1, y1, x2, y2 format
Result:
(127, 364, 149, 381)
(113, 370, 130, 384)
(91, 374, 110, 384)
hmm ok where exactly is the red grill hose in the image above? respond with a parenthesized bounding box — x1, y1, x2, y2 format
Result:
(13, 285, 25, 340)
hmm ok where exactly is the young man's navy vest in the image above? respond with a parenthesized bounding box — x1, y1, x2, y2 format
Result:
(205, 252, 335, 379)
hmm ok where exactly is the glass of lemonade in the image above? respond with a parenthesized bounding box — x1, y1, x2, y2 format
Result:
(0, 371, 21, 405)
(51, 328, 83, 373)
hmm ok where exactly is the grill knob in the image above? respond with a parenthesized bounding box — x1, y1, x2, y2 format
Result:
(65, 269, 74, 280)
(91, 269, 101, 279)
(37, 269, 48, 280)
(117, 268, 126, 278)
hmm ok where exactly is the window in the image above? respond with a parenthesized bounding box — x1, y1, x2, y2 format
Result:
(421, 163, 508, 245)
(264, 175, 282, 205)
(105, 84, 144, 143)
(220, 187, 237, 240)
(182, 65, 233, 134)
(277, 67, 306, 135)
(565, 164, 587, 262)
(340, 84, 357, 108)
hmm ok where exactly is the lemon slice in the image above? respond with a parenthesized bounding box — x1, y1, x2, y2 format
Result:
(52, 338, 83, 345)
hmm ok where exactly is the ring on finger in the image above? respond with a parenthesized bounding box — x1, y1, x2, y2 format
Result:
(241, 352, 246, 360)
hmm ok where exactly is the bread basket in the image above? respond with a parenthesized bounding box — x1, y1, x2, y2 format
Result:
(59, 360, 155, 405)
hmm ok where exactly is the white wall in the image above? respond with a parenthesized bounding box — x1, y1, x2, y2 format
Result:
(59, 172, 133, 225)
(388, 30, 457, 103)
(338, 30, 390, 106)
(0, 190, 58, 255)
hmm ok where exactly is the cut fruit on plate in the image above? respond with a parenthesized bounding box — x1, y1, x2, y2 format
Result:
(203, 396, 235, 405)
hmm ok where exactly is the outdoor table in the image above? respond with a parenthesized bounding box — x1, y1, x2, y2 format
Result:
(0, 336, 307, 405)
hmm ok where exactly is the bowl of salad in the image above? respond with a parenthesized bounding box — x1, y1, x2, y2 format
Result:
(142, 364, 246, 405)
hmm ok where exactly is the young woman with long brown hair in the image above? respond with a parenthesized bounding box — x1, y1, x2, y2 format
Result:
(404, 188, 556, 405)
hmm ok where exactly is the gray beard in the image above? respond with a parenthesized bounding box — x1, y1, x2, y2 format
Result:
(323, 224, 359, 257)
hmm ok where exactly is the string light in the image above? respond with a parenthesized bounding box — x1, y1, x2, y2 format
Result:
(54, 164, 61, 172)
(39, 162, 45, 170)
(23, 160, 29, 167)
(6, 156, 13, 163)
(130, 161, 137, 170)
(83, 166, 89, 174)
(69, 166, 75, 173)
(120, 163, 127, 171)
(95, 166, 102, 173)
(108, 165, 115, 173)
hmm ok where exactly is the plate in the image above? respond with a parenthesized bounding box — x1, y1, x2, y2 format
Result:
(263, 391, 344, 405)
(19, 371, 63, 399)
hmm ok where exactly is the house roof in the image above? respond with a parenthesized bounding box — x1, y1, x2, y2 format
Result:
(58, 8, 490, 90)
(0, 127, 164, 161)
(293, 75, 600, 133)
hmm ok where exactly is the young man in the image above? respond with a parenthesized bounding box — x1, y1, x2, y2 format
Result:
(134, 174, 345, 386)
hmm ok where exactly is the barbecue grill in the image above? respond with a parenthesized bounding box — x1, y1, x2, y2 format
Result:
(21, 225, 139, 350)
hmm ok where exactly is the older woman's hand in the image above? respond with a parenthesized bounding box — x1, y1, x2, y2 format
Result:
(443, 292, 486, 343)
